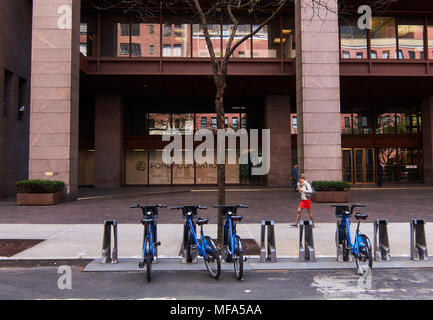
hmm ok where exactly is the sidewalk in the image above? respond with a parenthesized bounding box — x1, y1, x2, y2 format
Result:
(0, 222, 431, 260)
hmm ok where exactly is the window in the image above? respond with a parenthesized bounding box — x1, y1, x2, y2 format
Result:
(344, 117, 350, 128)
(149, 25, 154, 34)
(173, 44, 182, 56)
(162, 44, 171, 56)
(163, 24, 172, 37)
(131, 43, 141, 56)
(408, 51, 416, 59)
(356, 52, 364, 59)
(131, 24, 140, 36)
(120, 23, 129, 36)
(395, 50, 403, 59)
(371, 17, 396, 60)
(371, 50, 377, 59)
(80, 43, 87, 56)
(80, 23, 87, 34)
(211, 117, 217, 129)
(232, 117, 239, 129)
(292, 116, 297, 129)
(225, 117, 228, 128)
(119, 43, 129, 55)
(397, 17, 424, 60)
(149, 45, 155, 55)
(340, 17, 368, 59)
(238, 51, 245, 58)
(201, 117, 207, 128)
(18, 77, 26, 121)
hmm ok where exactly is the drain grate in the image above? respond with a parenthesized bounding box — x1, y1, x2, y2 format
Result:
(0, 239, 44, 257)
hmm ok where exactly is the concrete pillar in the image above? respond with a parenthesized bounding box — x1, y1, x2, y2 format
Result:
(422, 97, 433, 184)
(29, 0, 81, 200)
(295, 0, 342, 181)
(94, 95, 124, 188)
(265, 96, 291, 186)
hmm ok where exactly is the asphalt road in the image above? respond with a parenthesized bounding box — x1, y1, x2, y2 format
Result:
(1, 266, 433, 300)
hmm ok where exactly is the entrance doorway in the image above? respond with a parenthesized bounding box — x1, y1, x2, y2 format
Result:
(342, 148, 375, 184)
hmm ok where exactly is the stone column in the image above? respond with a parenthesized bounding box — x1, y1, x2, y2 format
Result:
(94, 95, 124, 188)
(265, 96, 291, 186)
(29, 0, 81, 200)
(295, 0, 342, 181)
(422, 97, 433, 184)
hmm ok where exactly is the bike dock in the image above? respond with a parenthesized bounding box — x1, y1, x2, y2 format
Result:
(410, 219, 429, 261)
(299, 220, 315, 262)
(101, 220, 118, 264)
(260, 220, 277, 263)
(373, 219, 391, 262)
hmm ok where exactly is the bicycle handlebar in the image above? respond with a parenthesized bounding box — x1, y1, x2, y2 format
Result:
(171, 205, 207, 210)
(130, 204, 167, 209)
(212, 204, 248, 209)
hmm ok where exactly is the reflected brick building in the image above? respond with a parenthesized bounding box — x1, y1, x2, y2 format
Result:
(2, 0, 433, 199)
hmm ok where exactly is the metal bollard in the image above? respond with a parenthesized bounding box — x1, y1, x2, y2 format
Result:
(260, 220, 277, 263)
(373, 220, 391, 262)
(299, 220, 315, 262)
(410, 219, 429, 261)
(179, 220, 198, 264)
(336, 220, 352, 262)
(101, 220, 118, 264)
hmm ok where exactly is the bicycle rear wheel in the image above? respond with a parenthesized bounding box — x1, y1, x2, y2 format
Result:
(203, 236, 221, 279)
(233, 235, 243, 280)
(355, 234, 373, 274)
(145, 237, 152, 282)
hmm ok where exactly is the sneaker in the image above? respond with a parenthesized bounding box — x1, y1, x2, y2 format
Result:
(290, 223, 298, 228)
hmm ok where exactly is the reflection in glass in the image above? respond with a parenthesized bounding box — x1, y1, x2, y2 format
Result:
(222, 24, 252, 58)
(252, 19, 281, 58)
(125, 150, 148, 185)
(398, 17, 424, 60)
(148, 113, 170, 135)
(352, 106, 373, 134)
(378, 147, 398, 183)
(341, 113, 352, 134)
(340, 18, 368, 59)
(162, 24, 191, 57)
(342, 149, 352, 183)
(149, 150, 171, 184)
(192, 24, 221, 57)
(172, 114, 194, 134)
(195, 153, 217, 184)
(116, 22, 131, 57)
(173, 150, 194, 184)
(133, 23, 160, 57)
(396, 106, 417, 134)
(371, 17, 396, 59)
(376, 112, 395, 134)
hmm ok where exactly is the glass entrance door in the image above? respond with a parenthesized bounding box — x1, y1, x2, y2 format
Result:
(354, 148, 375, 184)
(342, 148, 353, 183)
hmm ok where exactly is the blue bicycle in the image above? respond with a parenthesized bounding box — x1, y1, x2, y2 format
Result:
(213, 204, 247, 280)
(333, 203, 373, 274)
(130, 204, 167, 282)
(171, 205, 221, 279)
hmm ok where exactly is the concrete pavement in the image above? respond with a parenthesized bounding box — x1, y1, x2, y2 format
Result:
(1, 222, 432, 261)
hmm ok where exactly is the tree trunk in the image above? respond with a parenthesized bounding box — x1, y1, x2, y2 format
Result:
(215, 90, 226, 247)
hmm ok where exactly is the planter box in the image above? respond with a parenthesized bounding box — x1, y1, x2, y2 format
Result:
(17, 191, 63, 206)
(311, 191, 350, 203)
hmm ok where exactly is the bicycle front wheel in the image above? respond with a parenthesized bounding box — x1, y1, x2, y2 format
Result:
(145, 238, 152, 282)
(355, 234, 373, 274)
(233, 235, 244, 280)
(203, 236, 221, 279)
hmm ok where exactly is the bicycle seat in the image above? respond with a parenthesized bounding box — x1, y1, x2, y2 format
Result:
(197, 218, 209, 225)
(355, 213, 368, 220)
(231, 215, 242, 221)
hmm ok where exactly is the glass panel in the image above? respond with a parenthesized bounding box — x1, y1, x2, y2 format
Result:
(195, 153, 217, 184)
(281, 16, 295, 58)
(172, 113, 194, 134)
(355, 149, 364, 183)
(371, 17, 397, 59)
(352, 106, 373, 134)
(396, 105, 417, 134)
(428, 18, 433, 59)
(172, 150, 194, 184)
(291, 114, 297, 134)
(341, 113, 352, 134)
(149, 150, 171, 184)
(78, 151, 94, 186)
(116, 22, 131, 57)
(241, 113, 247, 128)
(340, 18, 368, 59)
(252, 17, 280, 58)
(342, 149, 352, 183)
(192, 24, 222, 57)
(398, 148, 422, 183)
(378, 147, 398, 183)
(195, 113, 216, 131)
(125, 150, 148, 185)
(222, 24, 252, 58)
(365, 149, 375, 183)
(132, 23, 160, 57)
(148, 113, 170, 135)
(162, 24, 191, 57)
(398, 17, 424, 60)
(376, 107, 395, 134)
(226, 150, 240, 183)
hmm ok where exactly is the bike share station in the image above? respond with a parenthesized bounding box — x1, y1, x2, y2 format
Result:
(84, 202, 433, 276)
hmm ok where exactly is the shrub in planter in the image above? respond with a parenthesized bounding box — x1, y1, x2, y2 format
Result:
(310, 181, 351, 203)
(15, 180, 65, 206)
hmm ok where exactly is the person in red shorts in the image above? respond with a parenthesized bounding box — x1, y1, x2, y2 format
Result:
(290, 174, 315, 228)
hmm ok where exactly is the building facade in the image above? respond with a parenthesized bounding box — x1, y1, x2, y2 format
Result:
(2, 0, 433, 199)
